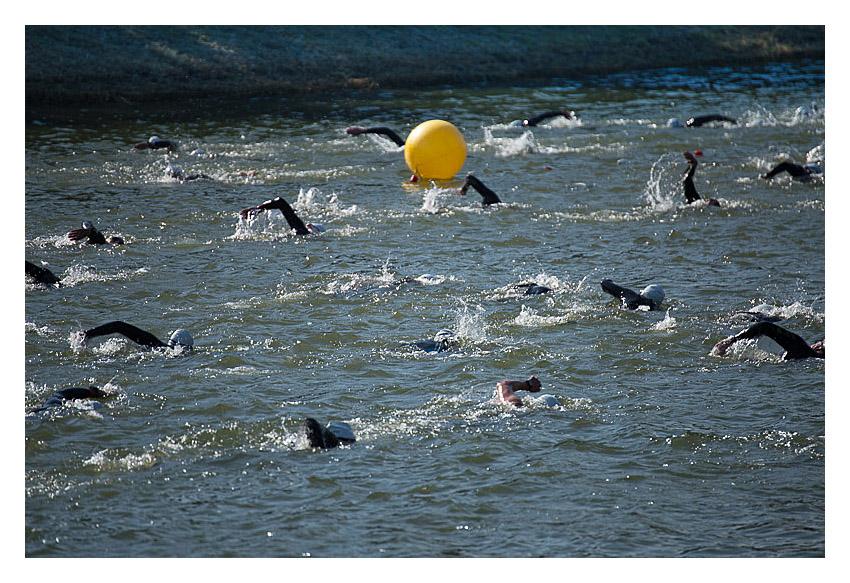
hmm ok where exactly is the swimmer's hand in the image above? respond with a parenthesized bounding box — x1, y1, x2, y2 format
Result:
(239, 206, 263, 218)
(346, 126, 367, 136)
(67, 227, 91, 241)
(711, 337, 735, 356)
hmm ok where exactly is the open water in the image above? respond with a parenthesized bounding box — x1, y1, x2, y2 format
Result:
(25, 61, 825, 558)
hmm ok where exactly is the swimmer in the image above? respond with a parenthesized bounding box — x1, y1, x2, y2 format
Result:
(682, 152, 720, 207)
(67, 221, 124, 245)
(345, 126, 406, 147)
(733, 310, 784, 323)
(515, 282, 551, 295)
(457, 173, 502, 206)
(601, 279, 665, 311)
(761, 160, 823, 181)
(239, 196, 325, 235)
(711, 321, 824, 360)
(519, 109, 573, 127)
(166, 165, 213, 182)
(81, 321, 193, 351)
(412, 329, 457, 353)
(686, 114, 737, 128)
(301, 418, 356, 449)
(133, 136, 176, 151)
(496, 376, 543, 407)
(26, 260, 61, 287)
(29, 385, 108, 414)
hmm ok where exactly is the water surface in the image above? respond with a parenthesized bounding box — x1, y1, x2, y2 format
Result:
(25, 61, 825, 557)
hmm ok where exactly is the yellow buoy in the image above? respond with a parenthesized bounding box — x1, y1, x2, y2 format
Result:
(404, 120, 466, 179)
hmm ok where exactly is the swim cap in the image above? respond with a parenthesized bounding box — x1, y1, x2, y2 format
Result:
(306, 222, 326, 234)
(327, 421, 356, 443)
(82, 221, 93, 230)
(534, 394, 560, 407)
(167, 329, 194, 349)
(639, 285, 665, 305)
(667, 118, 683, 128)
(433, 329, 455, 343)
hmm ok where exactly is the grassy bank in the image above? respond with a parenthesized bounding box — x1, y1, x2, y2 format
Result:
(25, 25, 824, 106)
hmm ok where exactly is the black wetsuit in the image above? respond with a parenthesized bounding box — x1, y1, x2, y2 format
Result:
(357, 127, 406, 147)
(601, 279, 660, 311)
(83, 321, 167, 348)
(412, 339, 453, 353)
(459, 174, 502, 206)
(723, 322, 822, 360)
(683, 160, 701, 204)
(763, 161, 816, 179)
(68, 225, 107, 244)
(517, 283, 551, 295)
(134, 138, 175, 151)
(686, 115, 737, 127)
(26, 261, 60, 287)
(301, 418, 356, 449)
(523, 110, 571, 127)
(242, 197, 311, 235)
(30, 386, 106, 413)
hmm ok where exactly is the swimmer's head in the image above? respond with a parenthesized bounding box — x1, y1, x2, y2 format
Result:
(167, 329, 194, 349)
(640, 284, 665, 306)
(306, 222, 326, 234)
(667, 118, 683, 128)
(88, 385, 108, 398)
(811, 339, 825, 358)
(82, 221, 94, 231)
(433, 329, 456, 344)
(166, 165, 183, 179)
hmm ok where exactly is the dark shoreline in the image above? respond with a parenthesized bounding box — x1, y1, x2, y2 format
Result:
(26, 25, 824, 107)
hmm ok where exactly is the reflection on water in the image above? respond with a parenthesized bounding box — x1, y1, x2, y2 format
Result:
(26, 61, 825, 557)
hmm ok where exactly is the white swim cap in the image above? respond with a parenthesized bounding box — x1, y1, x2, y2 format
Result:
(167, 329, 194, 349)
(534, 394, 560, 407)
(149, 136, 160, 143)
(667, 118, 683, 128)
(82, 221, 93, 230)
(306, 222, 326, 234)
(640, 284, 665, 305)
(433, 329, 455, 343)
(327, 421, 356, 443)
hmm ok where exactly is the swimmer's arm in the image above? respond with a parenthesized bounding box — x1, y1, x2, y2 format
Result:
(712, 322, 816, 359)
(67, 226, 93, 241)
(25, 261, 60, 286)
(83, 321, 166, 348)
(346, 126, 405, 147)
(601, 279, 642, 309)
(239, 197, 310, 234)
(523, 110, 571, 127)
(460, 174, 501, 205)
(496, 381, 524, 407)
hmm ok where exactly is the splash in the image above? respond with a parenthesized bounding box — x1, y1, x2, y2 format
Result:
(83, 449, 158, 471)
(453, 302, 488, 343)
(741, 103, 825, 128)
(420, 185, 444, 214)
(642, 153, 680, 212)
(482, 128, 539, 157)
(650, 309, 677, 331)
